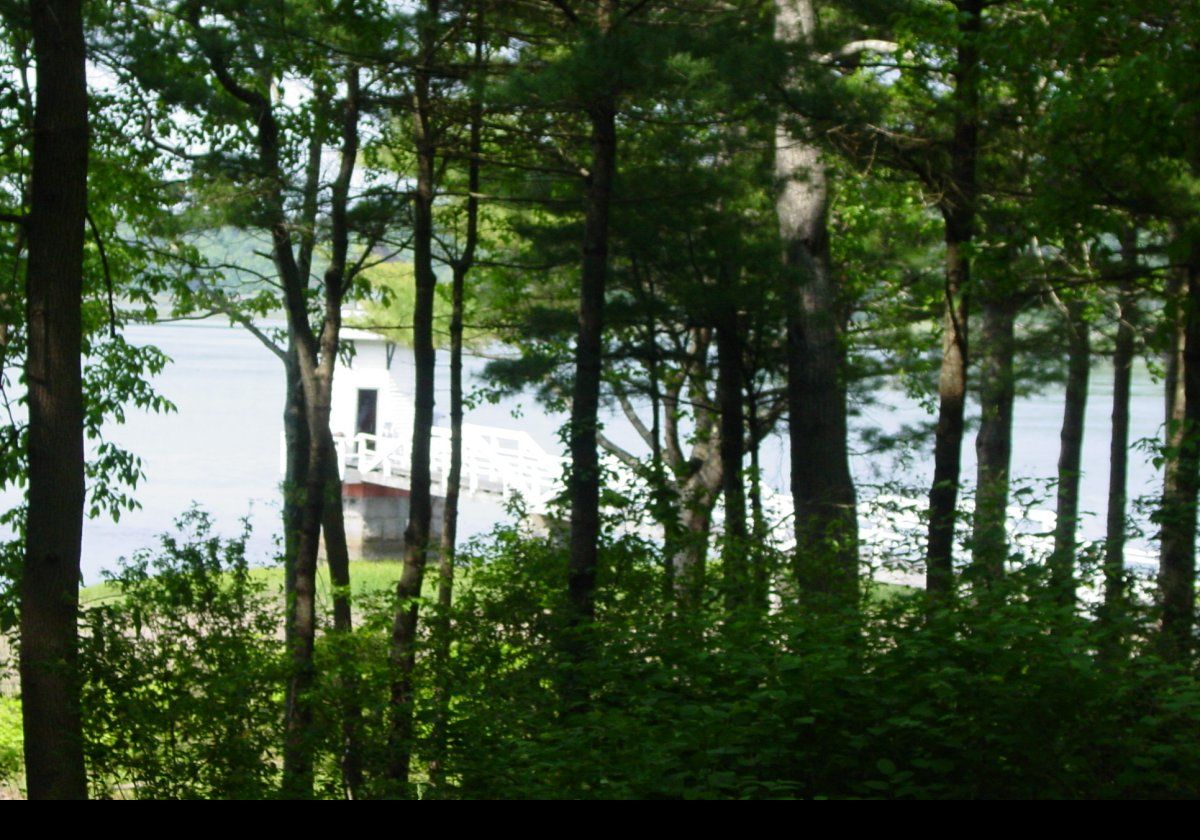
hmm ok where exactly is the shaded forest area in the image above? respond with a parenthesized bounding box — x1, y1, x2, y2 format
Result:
(2, 0, 1200, 799)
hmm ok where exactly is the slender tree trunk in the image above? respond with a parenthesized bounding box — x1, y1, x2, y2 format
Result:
(645, 300, 676, 600)
(926, 240, 970, 595)
(1158, 247, 1200, 659)
(20, 0, 89, 800)
(280, 65, 359, 801)
(192, 25, 361, 797)
(971, 298, 1015, 581)
(565, 89, 617, 656)
(1104, 272, 1137, 620)
(430, 262, 465, 791)
(390, 0, 440, 789)
(1050, 301, 1090, 604)
(322, 439, 353, 643)
(746, 379, 769, 609)
(430, 14, 482, 786)
(280, 347, 308, 777)
(283, 378, 331, 797)
(669, 432, 723, 609)
(321, 429, 362, 798)
(716, 310, 748, 610)
(282, 347, 308, 616)
(774, 0, 858, 604)
(925, 0, 980, 597)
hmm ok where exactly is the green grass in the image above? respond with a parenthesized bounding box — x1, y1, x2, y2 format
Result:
(0, 695, 21, 789)
(83, 563, 908, 606)
(81, 560, 413, 608)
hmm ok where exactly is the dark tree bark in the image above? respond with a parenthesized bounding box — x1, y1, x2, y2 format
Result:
(565, 87, 617, 646)
(282, 347, 309, 606)
(322, 442, 353, 649)
(1050, 300, 1090, 604)
(193, 41, 325, 793)
(746, 375, 769, 609)
(1104, 265, 1137, 620)
(321, 429, 362, 798)
(283, 66, 359, 798)
(390, 0, 441, 789)
(925, 0, 980, 598)
(20, 0, 89, 801)
(429, 259, 465, 791)
(1158, 246, 1200, 659)
(970, 297, 1015, 582)
(716, 308, 748, 610)
(431, 21, 482, 784)
(774, 0, 859, 604)
(186, 15, 363, 795)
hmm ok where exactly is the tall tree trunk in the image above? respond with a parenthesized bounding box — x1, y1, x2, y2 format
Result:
(321, 429, 362, 798)
(280, 65, 358, 800)
(430, 262, 465, 791)
(1158, 246, 1200, 659)
(282, 348, 309, 603)
(429, 9, 482, 782)
(191, 24, 361, 797)
(774, 0, 858, 604)
(1050, 301, 1090, 604)
(20, 0, 89, 800)
(668, 428, 723, 609)
(565, 86, 617, 660)
(322, 439, 353, 645)
(925, 0, 980, 597)
(672, 501, 714, 605)
(716, 310, 748, 610)
(746, 378, 769, 609)
(1104, 269, 1137, 620)
(645, 296, 676, 600)
(970, 298, 1015, 582)
(282, 371, 331, 798)
(390, 0, 440, 789)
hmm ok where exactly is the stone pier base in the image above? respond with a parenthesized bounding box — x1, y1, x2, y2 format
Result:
(341, 482, 445, 559)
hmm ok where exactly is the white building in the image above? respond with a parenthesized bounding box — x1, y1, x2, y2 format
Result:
(330, 328, 434, 557)
(330, 327, 414, 445)
(327, 328, 562, 556)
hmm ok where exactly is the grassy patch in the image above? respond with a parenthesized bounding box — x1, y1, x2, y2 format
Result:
(81, 559, 412, 607)
(0, 694, 22, 793)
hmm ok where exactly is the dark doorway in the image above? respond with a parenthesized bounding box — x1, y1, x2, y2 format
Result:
(356, 388, 378, 438)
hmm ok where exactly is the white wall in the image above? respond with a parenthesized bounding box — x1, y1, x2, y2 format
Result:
(330, 332, 414, 441)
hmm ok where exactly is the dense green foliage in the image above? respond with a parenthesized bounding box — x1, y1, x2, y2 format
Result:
(51, 514, 1200, 799)
(0, 695, 20, 790)
(3, 0, 1200, 800)
(79, 510, 283, 799)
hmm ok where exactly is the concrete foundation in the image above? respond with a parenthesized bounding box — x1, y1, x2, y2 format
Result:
(341, 482, 444, 559)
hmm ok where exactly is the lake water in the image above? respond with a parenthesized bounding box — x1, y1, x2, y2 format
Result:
(0, 321, 1170, 582)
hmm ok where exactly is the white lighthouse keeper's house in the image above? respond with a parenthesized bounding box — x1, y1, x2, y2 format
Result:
(309, 326, 565, 557)
(328, 327, 444, 557)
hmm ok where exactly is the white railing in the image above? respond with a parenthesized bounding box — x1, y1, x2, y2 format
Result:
(329, 422, 566, 508)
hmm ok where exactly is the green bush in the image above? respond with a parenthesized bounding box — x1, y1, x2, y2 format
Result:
(417, 527, 1200, 799)
(79, 508, 285, 799)
(71, 510, 1200, 799)
(0, 694, 21, 787)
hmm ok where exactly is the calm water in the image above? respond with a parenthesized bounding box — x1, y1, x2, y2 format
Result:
(1, 321, 1168, 582)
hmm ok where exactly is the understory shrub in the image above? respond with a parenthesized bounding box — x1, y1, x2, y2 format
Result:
(422, 528, 1200, 799)
(80, 508, 284, 799)
(72, 512, 1200, 799)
